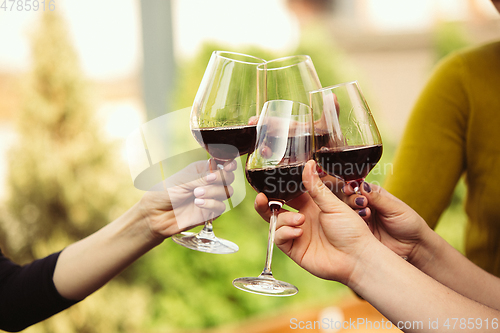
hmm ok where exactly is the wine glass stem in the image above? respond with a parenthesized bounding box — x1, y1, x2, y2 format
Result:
(261, 202, 282, 278)
(349, 179, 364, 194)
(200, 219, 214, 234)
(198, 161, 228, 240)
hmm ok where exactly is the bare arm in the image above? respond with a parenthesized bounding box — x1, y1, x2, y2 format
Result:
(412, 225, 500, 311)
(53, 160, 235, 300)
(344, 182, 500, 312)
(53, 201, 162, 300)
(350, 238, 499, 333)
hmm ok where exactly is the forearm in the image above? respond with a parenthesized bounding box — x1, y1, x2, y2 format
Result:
(411, 228, 500, 311)
(349, 239, 499, 333)
(53, 202, 165, 300)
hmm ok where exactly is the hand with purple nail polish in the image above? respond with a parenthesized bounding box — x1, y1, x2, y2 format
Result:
(342, 181, 429, 262)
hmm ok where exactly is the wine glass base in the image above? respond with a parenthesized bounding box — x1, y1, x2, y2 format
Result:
(171, 232, 239, 254)
(232, 276, 298, 296)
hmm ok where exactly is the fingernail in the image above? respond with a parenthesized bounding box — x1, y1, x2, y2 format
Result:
(363, 182, 372, 193)
(194, 198, 205, 206)
(359, 208, 367, 217)
(355, 197, 364, 206)
(206, 173, 217, 182)
(193, 187, 205, 197)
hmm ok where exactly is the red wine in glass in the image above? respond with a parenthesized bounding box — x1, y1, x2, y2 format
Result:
(173, 50, 266, 254)
(314, 144, 382, 184)
(192, 125, 257, 163)
(310, 81, 383, 190)
(246, 163, 306, 205)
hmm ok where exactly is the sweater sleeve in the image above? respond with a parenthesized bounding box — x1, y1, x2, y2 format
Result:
(0, 250, 79, 332)
(384, 52, 468, 228)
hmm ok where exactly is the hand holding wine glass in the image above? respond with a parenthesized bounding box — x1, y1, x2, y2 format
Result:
(254, 159, 378, 285)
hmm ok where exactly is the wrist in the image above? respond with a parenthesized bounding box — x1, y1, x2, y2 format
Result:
(345, 236, 386, 290)
(346, 236, 411, 300)
(408, 226, 441, 272)
(137, 192, 182, 243)
(119, 201, 165, 250)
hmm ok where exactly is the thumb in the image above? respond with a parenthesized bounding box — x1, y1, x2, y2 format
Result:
(359, 182, 400, 216)
(302, 160, 343, 214)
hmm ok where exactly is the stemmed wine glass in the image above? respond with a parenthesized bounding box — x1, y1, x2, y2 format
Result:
(171, 51, 266, 254)
(232, 100, 313, 296)
(310, 81, 383, 191)
(231, 55, 321, 295)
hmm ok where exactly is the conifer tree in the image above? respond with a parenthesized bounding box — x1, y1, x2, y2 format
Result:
(0, 10, 131, 263)
(0, 10, 148, 333)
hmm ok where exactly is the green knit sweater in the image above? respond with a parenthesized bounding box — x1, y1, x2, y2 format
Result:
(385, 41, 500, 276)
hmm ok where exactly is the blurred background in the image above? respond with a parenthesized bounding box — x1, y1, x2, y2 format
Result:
(0, 0, 499, 332)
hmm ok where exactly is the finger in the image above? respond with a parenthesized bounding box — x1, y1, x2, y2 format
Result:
(193, 198, 226, 217)
(254, 193, 271, 222)
(320, 174, 345, 195)
(357, 207, 372, 219)
(345, 194, 368, 210)
(275, 225, 303, 248)
(202, 168, 235, 187)
(342, 183, 356, 195)
(223, 160, 238, 172)
(302, 160, 342, 214)
(359, 182, 397, 216)
(276, 211, 305, 230)
(254, 193, 290, 222)
(194, 185, 234, 201)
(248, 116, 259, 125)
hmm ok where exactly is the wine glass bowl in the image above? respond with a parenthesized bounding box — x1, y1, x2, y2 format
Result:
(258, 55, 321, 105)
(232, 100, 313, 296)
(172, 51, 266, 254)
(310, 81, 383, 190)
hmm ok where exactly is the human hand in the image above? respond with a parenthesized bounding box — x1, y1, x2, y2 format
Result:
(138, 160, 236, 241)
(343, 182, 431, 262)
(254, 160, 375, 285)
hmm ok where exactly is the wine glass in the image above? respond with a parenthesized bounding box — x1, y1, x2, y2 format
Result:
(258, 55, 321, 104)
(310, 81, 383, 192)
(232, 100, 313, 296)
(171, 51, 266, 254)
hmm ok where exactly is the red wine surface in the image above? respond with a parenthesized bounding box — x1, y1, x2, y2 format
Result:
(314, 144, 382, 182)
(246, 163, 306, 204)
(192, 125, 257, 161)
